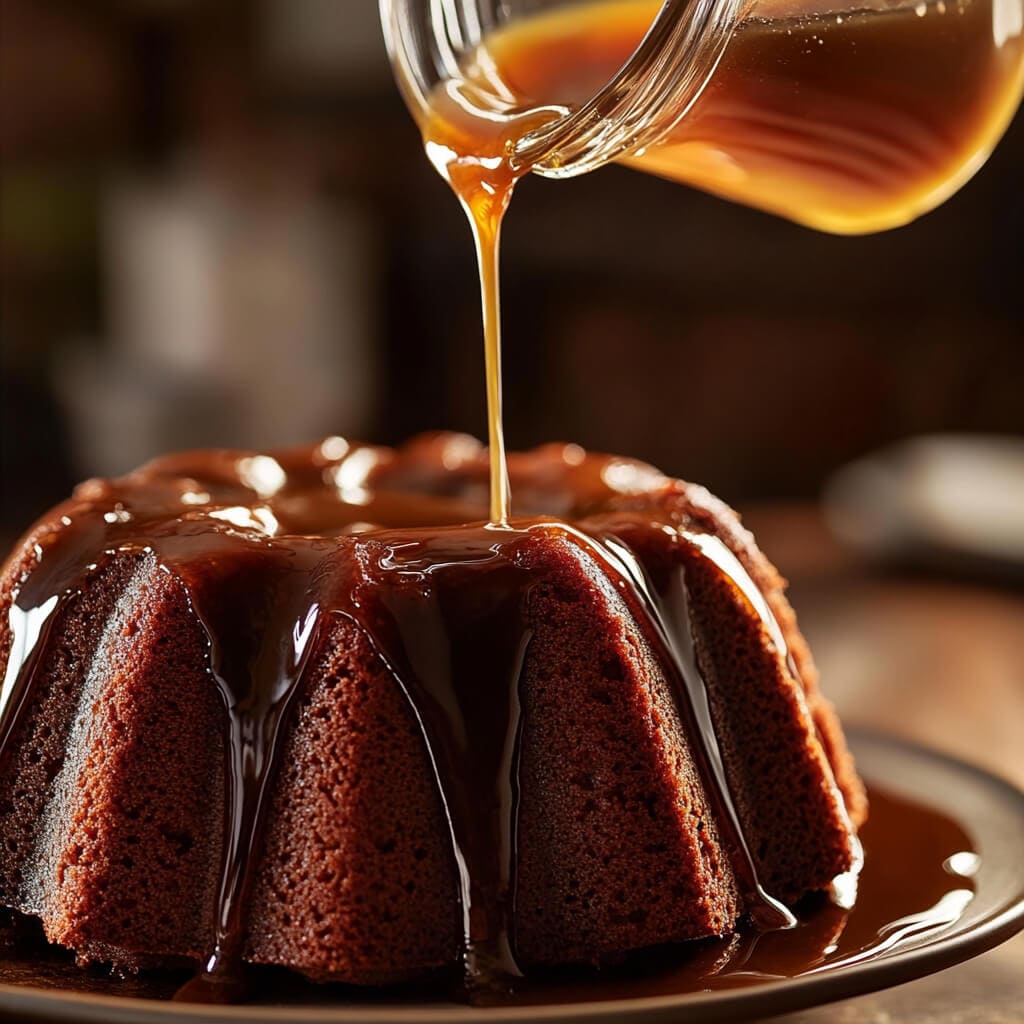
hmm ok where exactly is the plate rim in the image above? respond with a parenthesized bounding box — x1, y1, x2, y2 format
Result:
(1, 728, 1022, 1024)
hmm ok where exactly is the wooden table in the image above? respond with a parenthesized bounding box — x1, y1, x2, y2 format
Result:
(747, 504, 1024, 1024)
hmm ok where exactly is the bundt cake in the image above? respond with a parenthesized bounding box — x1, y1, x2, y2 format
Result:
(0, 433, 866, 998)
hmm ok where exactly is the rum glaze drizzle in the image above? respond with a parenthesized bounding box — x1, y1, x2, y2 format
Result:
(423, 75, 565, 526)
(0, 437, 857, 1000)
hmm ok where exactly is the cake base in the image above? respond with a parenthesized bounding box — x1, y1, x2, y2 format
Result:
(2, 730, 1021, 1023)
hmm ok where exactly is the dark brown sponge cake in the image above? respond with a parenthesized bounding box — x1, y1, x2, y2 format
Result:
(0, 434, 865, 991)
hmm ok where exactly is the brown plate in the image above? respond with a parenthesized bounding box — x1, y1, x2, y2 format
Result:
(1, 728, 1023, 1023)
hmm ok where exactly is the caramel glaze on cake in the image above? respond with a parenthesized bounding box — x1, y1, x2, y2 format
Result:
(0, 433, 866, 999)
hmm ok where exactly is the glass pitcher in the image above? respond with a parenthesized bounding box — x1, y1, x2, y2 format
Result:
(380, 0, 1024, 232)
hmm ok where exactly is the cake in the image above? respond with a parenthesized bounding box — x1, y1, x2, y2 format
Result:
(0, 433, 866, 997)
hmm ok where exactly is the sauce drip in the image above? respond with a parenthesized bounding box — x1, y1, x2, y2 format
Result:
(0, 436, 859, 999)
(424, 94, 557, 525)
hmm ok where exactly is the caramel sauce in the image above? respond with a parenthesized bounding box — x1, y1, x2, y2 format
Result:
(423, 101, 555, 525)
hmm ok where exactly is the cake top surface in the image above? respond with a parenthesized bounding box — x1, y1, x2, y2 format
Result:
(5, 433, 774, 666)
(54, 432, 675, 541)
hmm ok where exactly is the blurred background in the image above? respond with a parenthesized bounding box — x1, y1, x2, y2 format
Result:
(1, 4, 1023, 1014)
(1, 0, 1023, 537)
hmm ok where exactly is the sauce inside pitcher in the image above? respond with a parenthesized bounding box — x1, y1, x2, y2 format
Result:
(434, 0, 1024, 235)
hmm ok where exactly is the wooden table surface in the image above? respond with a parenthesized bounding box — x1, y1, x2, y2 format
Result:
(746, 504, 1024, 1024)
